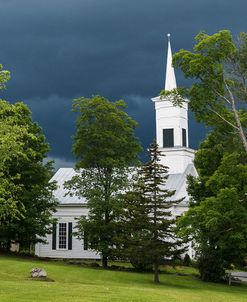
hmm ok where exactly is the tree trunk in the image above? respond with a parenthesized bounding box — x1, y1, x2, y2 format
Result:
(225, 82, 247, 153)
(153, 261, 159, 284)
(7, 240, 11, 252)
(231, 101, 247, 154)
(102, 255, 108, 268)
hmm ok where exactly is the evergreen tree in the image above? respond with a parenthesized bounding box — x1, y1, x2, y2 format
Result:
(119, 141, 184, 284)
(117, 179, 153, 271)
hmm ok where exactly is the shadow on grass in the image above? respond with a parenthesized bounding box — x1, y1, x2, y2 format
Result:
(29, 277, 55, 282)
(2, 252, 247, 295)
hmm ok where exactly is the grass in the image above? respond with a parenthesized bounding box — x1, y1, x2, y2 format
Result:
(0, 254, 247, 302)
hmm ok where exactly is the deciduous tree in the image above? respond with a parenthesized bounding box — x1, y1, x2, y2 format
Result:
(0, 100, 57, 249)
(0, 66, 57, 249)
(176, 127, 247, 282)
(163, 30, 247, 153)
(65, 95, 141, 268)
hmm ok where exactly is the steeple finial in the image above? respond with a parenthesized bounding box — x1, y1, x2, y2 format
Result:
(165, 34, 177, 90)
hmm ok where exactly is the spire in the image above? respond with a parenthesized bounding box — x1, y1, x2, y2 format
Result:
(165, 34, 177, 91)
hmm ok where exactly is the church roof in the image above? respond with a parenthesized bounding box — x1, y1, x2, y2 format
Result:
(51, 168, 86, 205)
(166, 163, 197, 202)
(51, 165, 197, 205)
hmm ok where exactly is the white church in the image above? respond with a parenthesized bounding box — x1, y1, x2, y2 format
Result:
(35, 36, 197, 259)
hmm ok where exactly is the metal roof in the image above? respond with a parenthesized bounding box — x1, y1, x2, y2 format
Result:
(51, 164, 197, 205)
(51, 168, 86, 204)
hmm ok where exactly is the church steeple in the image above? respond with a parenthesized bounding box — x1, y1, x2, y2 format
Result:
(165, 34, 177, 91)
(151, 35, 195, 174)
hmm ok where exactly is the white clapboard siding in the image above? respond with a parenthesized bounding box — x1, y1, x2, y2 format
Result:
(35, 205, 100, 259)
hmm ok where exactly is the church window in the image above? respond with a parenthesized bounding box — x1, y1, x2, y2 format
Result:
(182, 128, 187, 147)
(58, 223, 67, 249)
(163, 129, 174, 147)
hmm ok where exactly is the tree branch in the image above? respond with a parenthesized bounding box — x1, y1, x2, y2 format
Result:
(215, 91, 231, 105)
(224, 80, 247, 153)
(208, 108, 238, 130)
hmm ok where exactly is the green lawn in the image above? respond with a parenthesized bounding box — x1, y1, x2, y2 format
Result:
(0, 255, 246, 302)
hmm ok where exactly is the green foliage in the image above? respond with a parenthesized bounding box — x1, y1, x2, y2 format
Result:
(67, 167, 130, 266)
(183, 254, 192, 267)
(197, 249, 226, 283)
(129, 257, 153, 272)
(160, 87, 188, 107)
(179, 188, 247, 261)
(117, 181, 154, 271)
(177, 126, 247, 281)
(171, 31, 247, 280)
(0, 99, 57, 248)
(0, 66, 21, 222)
(0, 64, 10, 91)
(66, 95, 141, 267)
(72, 95, 141, 168)
(118, 141, 184, 282)
(169, 30, 247, 152)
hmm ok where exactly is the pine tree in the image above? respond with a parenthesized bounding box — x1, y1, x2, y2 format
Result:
(120, 141, 184, 284)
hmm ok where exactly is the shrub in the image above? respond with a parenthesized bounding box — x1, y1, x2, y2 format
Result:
(183, 254, 191, 266)
(198, 250, 226, 282)
(130, 257, 153, 272)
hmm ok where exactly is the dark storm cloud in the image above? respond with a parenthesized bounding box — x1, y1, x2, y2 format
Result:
(0, 0, 246, 166)
(24, 95, 75, 160)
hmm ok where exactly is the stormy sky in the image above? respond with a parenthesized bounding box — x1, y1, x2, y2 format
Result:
(0, 0, 246, 169)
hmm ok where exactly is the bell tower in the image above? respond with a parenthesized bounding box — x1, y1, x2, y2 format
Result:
(152, 34, 195, 174)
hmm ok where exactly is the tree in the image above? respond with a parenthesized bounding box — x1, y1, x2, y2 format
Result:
(119, 142, 184, 284)
(163, 30, 247, 153)
(65, 95, 141, 268)
(0, 120, 27, 222)
(176, 127, 247, 282)
(0, 64, 10, 90)
(0, 98, 57, 249)
(117, 179, 154, 271)
(0, 65, 20, 222)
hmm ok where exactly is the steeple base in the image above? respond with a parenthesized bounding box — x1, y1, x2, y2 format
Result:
(159, 147, 195, 174)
